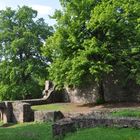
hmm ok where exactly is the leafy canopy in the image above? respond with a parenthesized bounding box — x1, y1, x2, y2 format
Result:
(0, 6, 53, 100)
(42, 0, 140, 89)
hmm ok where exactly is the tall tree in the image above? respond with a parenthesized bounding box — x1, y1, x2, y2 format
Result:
(42, 0, 140, 101)
(0, 6, 53, 100)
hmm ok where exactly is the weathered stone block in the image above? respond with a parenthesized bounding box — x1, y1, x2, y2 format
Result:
(3, 102, 12, 123)
(34, 110, 64, 122)
(52, 116, 140, 137)
(52, 118, 76, 136)
(12, 102, 33, 123)
(66, 83, 99, 104)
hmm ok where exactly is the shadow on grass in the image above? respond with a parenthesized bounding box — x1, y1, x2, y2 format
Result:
(76, 102, 140, 109)
(0, 123, 16, 127)
(76, 103, 97, 108)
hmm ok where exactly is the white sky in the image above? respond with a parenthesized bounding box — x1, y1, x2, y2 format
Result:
(0, 0, 61, 25)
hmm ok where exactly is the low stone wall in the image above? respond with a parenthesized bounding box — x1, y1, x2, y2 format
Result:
(0, 101, 34, 123)
(34, 110, 64, 122)
(0, 99, 66, 123)
(12, 102, 34, 123)
(21, 98, 49, 106)
(52, 116, 140, 137)
(1, 102, 13, 123)
(0, 102, 6, 108)
(66, 83, 99, 104)
(53, 118, 76, 136)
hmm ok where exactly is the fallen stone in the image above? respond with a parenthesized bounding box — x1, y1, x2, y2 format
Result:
(34, 110, 64, 122)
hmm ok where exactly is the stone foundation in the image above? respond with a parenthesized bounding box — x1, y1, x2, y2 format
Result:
(11, 102, 34, 123)
(52, 116, 140, 137)
(0, 101, 64, 123)
(34, 111, 64, 122)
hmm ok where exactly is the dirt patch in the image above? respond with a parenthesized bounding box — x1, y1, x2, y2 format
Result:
(59, 102, 140, 116)
(32, 102, 140, 118)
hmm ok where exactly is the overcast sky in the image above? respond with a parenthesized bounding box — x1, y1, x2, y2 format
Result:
(0, 0, 61, 25)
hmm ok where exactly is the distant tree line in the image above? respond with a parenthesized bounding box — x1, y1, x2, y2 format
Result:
(0, 6, 53, 100)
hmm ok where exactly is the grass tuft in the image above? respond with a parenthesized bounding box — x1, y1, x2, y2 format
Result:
(111, 109, 140, 118)
(64, 127, 140, 140)
(0, 122, 52, 140)
(31, 103, 71, 112)
(0, 122, 140, 140)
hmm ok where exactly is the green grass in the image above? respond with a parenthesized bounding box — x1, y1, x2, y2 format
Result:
(111, 109, 140, 118)
(0, 122, 52, 140)
(64, 127, 140, 140)
(31, 103, 71, 112)
(0, 122, 140, 140)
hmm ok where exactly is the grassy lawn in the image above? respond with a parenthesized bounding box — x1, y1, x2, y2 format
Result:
(64, 127, 140, 140)
(2, 104, 140, 140)
(0, 122, 52, 140)
(111, 109, 140, 118)
(31, 103, 72, 112)
(0, 122, 140, 140)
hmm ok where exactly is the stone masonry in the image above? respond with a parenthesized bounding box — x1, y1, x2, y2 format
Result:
(34, 110, 64, 122)
(0, 101, 64, 123)
(0, 101, 34, 123)
(52, 116, 140, 137)
(11, 102, 34, 123)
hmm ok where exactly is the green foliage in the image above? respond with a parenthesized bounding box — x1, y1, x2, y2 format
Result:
(64, 127, 140, 140)
(43, 0, 140, 89)
(95, 98, 105, 105)
(0, 6, 53, 100)
(0, 123, 140, 140)
(112, 109, 140, 118)
(0, 122, 53, 140)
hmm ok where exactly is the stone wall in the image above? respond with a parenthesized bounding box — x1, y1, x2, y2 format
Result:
(34, 111, 64, 122)
(64, 73, 140, 103)
(65, 83, 99, 104)
(11, 102, 34, 123)
(2, 102, 13, 123)
(21, 98, 49, 106)
(0, 101, 34, 123)
(0, 101, 64, 123)
(52, 116, 140, 136)
(104, 74, 140, 102)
